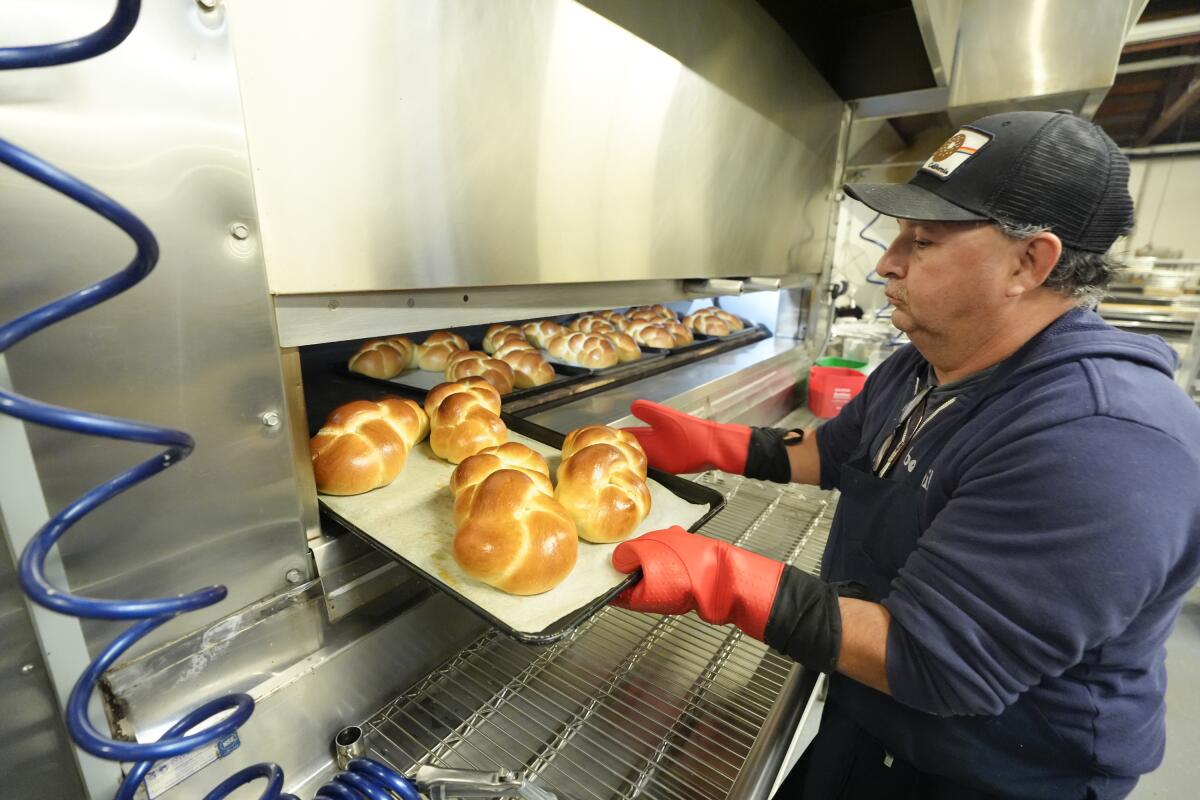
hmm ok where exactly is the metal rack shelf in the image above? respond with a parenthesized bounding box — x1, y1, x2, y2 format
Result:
(362, 473, 835, 800)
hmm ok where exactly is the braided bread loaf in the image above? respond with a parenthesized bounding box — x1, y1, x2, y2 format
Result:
(450, 442, 551, 525)
(555, 440, 652, 544)
(624, 320, 675, 349)
(452, 469, 578, 595)
(482, 324, 527, 354)
(425, 378, 507, 463)
(682, 307, 744, 336)
(310, 397, 429, 495)
(444, 351, 515, 395)
(710, 308, 744, 331)
(521, 320, 567, 349)
(545, 331, 619, 369)
(417, 331, 468, 371)
(683, 310, 731, 336)
(493, 338, 537, 359)
(498, 349, 555, 388)
(660, 319, 694, 346)
(570, 315, 616, 334)
(600, 330, 641, 362)
(628, 303, 677, 321)
(562, 425, 648, 479)
(348, 337, 416, 379)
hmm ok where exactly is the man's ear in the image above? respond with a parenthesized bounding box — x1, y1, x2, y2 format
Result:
(1008, 231, 1063, 297)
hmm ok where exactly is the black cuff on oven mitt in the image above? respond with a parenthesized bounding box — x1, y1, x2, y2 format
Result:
(763, 566, 846, 674)
(744, 427, 793, 483)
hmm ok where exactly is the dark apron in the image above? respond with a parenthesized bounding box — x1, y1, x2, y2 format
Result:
(801, 334, 1115, 800)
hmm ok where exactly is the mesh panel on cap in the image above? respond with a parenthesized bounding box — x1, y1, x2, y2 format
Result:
(986, 115, 1133, 252)
(1088, 135, 1136, 251)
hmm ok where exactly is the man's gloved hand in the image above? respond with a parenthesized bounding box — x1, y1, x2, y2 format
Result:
(612, 526, 843, 673)
(623, 400, 752, 475)
(611, 526, 781, 639)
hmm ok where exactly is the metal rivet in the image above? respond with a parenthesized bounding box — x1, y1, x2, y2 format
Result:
(260, 411, 281, 428)
(406, 298, 415, 308)
(328, 299, 340, 310)
(285, 569, 303, 584)
(20, 663, 35, 675)
(229, 222, 249, 240)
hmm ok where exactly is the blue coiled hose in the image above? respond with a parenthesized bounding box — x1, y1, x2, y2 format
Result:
(1, 3, 418, 798)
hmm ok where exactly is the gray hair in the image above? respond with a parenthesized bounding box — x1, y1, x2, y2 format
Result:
(993, 221, 1119, 308)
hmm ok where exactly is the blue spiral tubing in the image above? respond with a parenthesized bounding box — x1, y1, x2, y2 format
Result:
(1, 3, 418, 798)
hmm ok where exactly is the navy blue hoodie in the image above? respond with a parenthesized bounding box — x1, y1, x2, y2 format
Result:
(816, 307, 1200, 779)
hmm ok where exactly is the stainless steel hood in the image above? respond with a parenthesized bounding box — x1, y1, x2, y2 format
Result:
(944, 0, 1148, 123)
(854, 0, 1148, 124)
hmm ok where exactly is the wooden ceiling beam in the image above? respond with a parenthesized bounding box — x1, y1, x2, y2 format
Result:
(1098, 94, 1161, 115)
(1108, 77, 1167, 95)
(1137, 71, 1200, 145)
(1123, 32, 1200, 54)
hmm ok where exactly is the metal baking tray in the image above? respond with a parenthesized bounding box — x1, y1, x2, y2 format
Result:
(540, 348, 668, 376)
(320, 414, 725, 644)
(340, 361, 591, 404)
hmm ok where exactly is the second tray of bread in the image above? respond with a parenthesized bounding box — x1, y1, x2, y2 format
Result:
(320, 414, 724, 644)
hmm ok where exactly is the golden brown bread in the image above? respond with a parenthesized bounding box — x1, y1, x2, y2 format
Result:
(310, 397, 429, 495)
(348, 338, 415, 379)
(683, 311, 732, 336)
(628, 303, 677, 321)
(561, 425, 648, 479)
(425, 378, 507, 463)
(450, 442, 552, 525)
(625, 320, 675, 349)
(498, 349, 556, 388)
(545, 331, 619, 369)
(710, 308, 744, 331)
(425, 330, 468, 349)
(684, 307, 744, 335)
(445, 352, 515, 395)
(493, 338, 538, 359)
(521, 320, 568, 349)
(554, 442, 652, 544)
(599, 330, 641, 362)
(453, 469, 578, 595)
(482, 324, 527, 354)
(660, 319, 694, 346)
(417, 331, 468, 371)
(570, 315, 617, 334)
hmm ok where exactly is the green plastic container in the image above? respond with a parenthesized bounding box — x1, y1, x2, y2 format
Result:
(815, 356, 868, 373)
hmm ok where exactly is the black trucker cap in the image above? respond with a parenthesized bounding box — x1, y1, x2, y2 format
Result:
(844, 110, 1134, 253)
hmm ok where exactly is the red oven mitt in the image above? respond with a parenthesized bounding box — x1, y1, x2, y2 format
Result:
(612, 526, 843, 673)
(622, 400, 752, 475)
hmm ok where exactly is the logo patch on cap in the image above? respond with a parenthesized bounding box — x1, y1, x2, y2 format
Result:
(920, 127, 993, 180)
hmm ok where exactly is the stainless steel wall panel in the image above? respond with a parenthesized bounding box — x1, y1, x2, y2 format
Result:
(0, 0, 310, 662)
(227, 0, 844, 295)
(0, 521, 88, 800)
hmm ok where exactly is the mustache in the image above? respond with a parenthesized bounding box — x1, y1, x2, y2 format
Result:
(885, 283, 906, 303)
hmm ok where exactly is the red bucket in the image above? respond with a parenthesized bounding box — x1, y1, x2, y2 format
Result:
(807, 366, 867, 418)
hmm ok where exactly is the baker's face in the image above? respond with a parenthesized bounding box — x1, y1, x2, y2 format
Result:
(875, 220, 1020, 340)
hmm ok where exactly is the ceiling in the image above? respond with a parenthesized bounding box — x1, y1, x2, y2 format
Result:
(1094, 0, 1200, 147)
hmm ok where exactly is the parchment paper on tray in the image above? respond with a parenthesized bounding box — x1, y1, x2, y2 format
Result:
(319, 431, 711, 642)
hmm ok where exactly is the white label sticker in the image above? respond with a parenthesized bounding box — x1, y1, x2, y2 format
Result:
(920, 127, 993, 179)
(126, 732, 241, 799)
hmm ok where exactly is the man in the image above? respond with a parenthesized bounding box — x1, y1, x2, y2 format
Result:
(612, 110, 1200, 799)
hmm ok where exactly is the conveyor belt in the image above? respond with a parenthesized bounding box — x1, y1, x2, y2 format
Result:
(363, 472, 835, 800)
